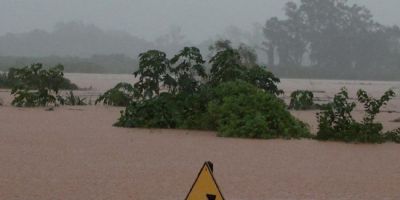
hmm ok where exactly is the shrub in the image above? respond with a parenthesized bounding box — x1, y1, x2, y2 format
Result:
(357, 89, 395, 124)
(95, 82, 137, 106)
(208, 42, 283, 96)
(208, 81, 310, 139)
(115, 89, 214, 130)
(385, 128, 400, 143)
(115, 93, 179, 128)
(133, 50, 173, 99)
(115, 81, 310, 139)
(316, 88, 396, 143)
(10, 64, 77, 107)
(289, 90, 316, 110)
(175, 85, 215, 130)
(245, 66, 283, 96)
(170, 47, 207, 94)
(58, 91, 87, 106)
(12, 89, 57, 107)
(209, 47, 245, 85)
(3, 67, 77, 90)
(59, 78, 79, 90)
(115, 46, 311, 140)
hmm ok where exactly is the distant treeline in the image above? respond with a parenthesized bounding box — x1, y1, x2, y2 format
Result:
(0, 54, 138, 74)
(262, 0, 400, 80)
(1, 0, 400, 80)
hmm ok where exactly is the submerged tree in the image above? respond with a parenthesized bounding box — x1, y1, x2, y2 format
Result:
(134, 50, 173, 99)
(170, 47, 207, 94)
(9, 63, 74, 107)
(209, 40, 283, 95)
(209, 45, 244, 85)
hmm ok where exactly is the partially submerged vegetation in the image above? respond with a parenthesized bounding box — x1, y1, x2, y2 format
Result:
(207, 81, 309, 139)
(288, 90, 317, 110)
(6, 63, 78, 107)
(58, 91, 87, 106)
(316, 88, 399, 143)
(95, 82, 138, 106)
(1, 65, 78, 90)
(1, 41, 398, 143)
(94, 40, 399, 143)
(113, 41, 311, 139)
(2, 47, 398, 143)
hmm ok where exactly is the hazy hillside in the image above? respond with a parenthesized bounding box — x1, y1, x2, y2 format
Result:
(0, 54, 138, 74)
(0, 22, 154, 58)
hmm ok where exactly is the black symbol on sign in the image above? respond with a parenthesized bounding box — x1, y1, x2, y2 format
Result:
(207, 194, 216, 200)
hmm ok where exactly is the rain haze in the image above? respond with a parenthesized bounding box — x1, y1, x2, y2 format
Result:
(2, 1, 400, 200)
(1, 0, 400, 42)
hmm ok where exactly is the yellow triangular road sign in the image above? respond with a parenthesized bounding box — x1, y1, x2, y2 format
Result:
(185, 161, 225, 200)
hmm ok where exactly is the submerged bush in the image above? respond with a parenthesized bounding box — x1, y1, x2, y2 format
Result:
(115, 88, 214, 130)
(115, 45, 310, 140)
(175, 85, 215, 130)
(385, 128, 400, 143)
(95, 82, 138, 106)
(58, 91, 87, 106)
(2, 67, 77, 90)
(316, 88, 397, 143)
(116, 81, 310, 139)
(208, 81, 310, 139)
(115, 93, 179, 128)
(289, 90, 316, 110)
(10, 63, 77, 107)
(245, 66, 283, 96)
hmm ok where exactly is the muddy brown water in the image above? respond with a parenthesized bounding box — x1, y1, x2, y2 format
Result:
(1, 74, 400, 199)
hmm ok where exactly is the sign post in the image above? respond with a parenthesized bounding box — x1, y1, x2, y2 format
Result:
(185, 161, 225, 200)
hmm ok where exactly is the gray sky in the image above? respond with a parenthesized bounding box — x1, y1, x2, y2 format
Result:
(1, 0, 400, 42)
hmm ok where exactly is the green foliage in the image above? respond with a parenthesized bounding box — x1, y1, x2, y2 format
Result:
(12, 89, 56, 107)
(59, 78, 79, 90)
(58, 91, 87, 106)
(209, 40, 283, 96)
(289, 90, 316, 110)
(175, 85, 215, 130)
(134, 50, 172, 99)
(209, 46, 245, 85)
(170, 47, 207, 94)
(385, 128, 400, 143)
(357, 89, 396, 124)
(208, 81, 310, 139)
(95, 82, 137, 106)
(316, 88, 397, 143)
(245, 66, 283, 95)
(115, 47, 309, 140)
(115, 93, 179, 128)
(115, 87, 214, 130)
(1, 67, 77, 90)
(9, 63, 77, 107)
(116, 81, 310, 140)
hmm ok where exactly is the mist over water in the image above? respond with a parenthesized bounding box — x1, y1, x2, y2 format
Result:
(1, 0, 399, 42)
(0, 0, 400, 80)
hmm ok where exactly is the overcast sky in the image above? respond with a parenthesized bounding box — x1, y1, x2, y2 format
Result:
(1, 0, 400, 42)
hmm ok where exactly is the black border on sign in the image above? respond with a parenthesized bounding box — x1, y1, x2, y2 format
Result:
(184, 162, 225, 200)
